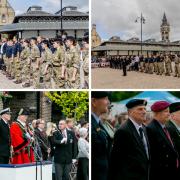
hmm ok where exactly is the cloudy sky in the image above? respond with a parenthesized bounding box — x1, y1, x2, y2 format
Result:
(9, 0, 89, 15)
(92, 0, 180, 41)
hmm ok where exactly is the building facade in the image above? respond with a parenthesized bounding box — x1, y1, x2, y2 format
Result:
(91, 24, 101, 48)
(92, 14, 180, 56)
(0, 0, 15, 29)
(0, 6, 89, 39)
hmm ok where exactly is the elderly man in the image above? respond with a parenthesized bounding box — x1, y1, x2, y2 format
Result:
(167, 102, 180, 178)
(91, 91, 111, 180)
(0, 108, 12, 164)
(147, 101, 179, 180)
(108, 99, 150, 180)
(10, 108, 35, 164)
(53, 120, 77, 180)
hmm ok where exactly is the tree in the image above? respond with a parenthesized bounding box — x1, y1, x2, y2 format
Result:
(45, 91, 89, 121)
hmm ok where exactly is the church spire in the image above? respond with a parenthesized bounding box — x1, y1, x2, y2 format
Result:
(160, 12, 170, 42)
(162, 12, 168, 25)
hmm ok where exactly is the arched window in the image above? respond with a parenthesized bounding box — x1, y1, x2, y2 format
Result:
(2, 14, 6, 23)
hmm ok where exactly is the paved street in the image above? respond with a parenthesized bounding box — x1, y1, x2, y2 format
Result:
(0, 71, 33, 89)
(92, 68, 180, 89)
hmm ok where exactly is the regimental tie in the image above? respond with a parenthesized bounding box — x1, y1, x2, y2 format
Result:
(163, 127, 179, 168)
(139, 127, 149, 159)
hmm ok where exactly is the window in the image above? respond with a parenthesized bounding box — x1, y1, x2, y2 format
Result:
(2, 14, 6, 23)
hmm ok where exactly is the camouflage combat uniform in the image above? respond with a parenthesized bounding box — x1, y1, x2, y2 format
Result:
(51, 46, 65, 88)
(65, 46, 80, 89)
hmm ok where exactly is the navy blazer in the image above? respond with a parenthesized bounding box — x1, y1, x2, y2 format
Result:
(0, 119, 10, 157)
(147, 119, 179, 180)
(108, 119, 150, 180)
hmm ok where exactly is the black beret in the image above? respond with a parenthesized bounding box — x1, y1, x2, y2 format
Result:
(91, 91, 110, 99)
(169, 102, 180, 113)
(18, 108, 30, 116)
(0, 108, 11, 115)
(126, 99, 147, 109)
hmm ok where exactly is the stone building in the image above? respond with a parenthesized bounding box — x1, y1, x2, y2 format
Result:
(0, 0, 15, 29)
(91, 24, 101, 48)
(0, 5, 88, 39)
(92, 13, 180, 56)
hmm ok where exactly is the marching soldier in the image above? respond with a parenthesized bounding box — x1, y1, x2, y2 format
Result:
(13, 36, 22, 84)
(64, 36, 80, 89)
(21, 39, 31, 88)
(29, 37, 40, 87)
(51, 39, 65, 88)
(82, 32, 89, 88)
(39, 40, 53, 88)
(165, 54, 171, 76)
(174, 54, 180, 77)
(148, 54, 154, 74)
(144, 55, 149, 73)
(153, 54, 158, 74)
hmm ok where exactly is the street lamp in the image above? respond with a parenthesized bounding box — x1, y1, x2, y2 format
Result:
(135, 13, 146, 55)
(60, 0, 63, 35)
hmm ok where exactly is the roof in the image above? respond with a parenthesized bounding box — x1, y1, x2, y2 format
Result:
(0, 21, 88, 32)
(55, 6, 88, 16)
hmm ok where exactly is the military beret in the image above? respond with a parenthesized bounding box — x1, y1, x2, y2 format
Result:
(0, 108, 11, 115)
(151, 101, 170, 112)
(18, 108, 30, 116)
(91, 91, 110, 99)
(169, 102, 180, 113)
(126, 99, 147, 109)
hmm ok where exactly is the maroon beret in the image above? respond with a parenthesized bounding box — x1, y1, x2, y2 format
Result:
(151, 101, 170, 112)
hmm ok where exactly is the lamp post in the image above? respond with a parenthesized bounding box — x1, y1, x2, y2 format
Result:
(135, 13, 146, 55)
(60, 0, 63, 35)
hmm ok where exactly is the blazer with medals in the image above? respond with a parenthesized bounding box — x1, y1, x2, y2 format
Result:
(166, 120, 180, 177)
(147, 119, 179, 180)
(53, 128, 77, 164)
(91, 114, 111, 180)
(108, 119, 150, 180)
(0, 119, 11, 158)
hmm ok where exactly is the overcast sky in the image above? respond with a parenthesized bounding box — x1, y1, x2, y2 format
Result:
(92, 0, 180, 41)
(9, 0, 89, 15)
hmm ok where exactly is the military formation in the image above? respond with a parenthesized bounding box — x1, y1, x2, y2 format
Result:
(107, 53, 180, 77)
(0, 34, 89, 89)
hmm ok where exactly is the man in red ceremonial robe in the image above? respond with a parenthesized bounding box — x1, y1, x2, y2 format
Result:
(10, 108, 35, 164)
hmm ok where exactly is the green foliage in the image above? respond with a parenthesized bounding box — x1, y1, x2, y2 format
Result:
(110, 92, 140, 102)
(170, 92, 180, 98)
(46, 91, 89, 121)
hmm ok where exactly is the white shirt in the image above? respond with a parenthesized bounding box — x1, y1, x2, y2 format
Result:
(129, 117, 149, 158)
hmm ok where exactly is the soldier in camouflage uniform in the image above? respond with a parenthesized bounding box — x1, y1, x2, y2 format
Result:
(38, 40, 53, 89)
(82, 33, 89, 88)
(51, 39, 65, 88)
(13, 36, 22, 84)
(21, 40, 31, 88)
(29, 37, 40, 88)
(174, 54, 180, 77)
(164, 54, 171, 76)
(64, 36, 80, 89)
